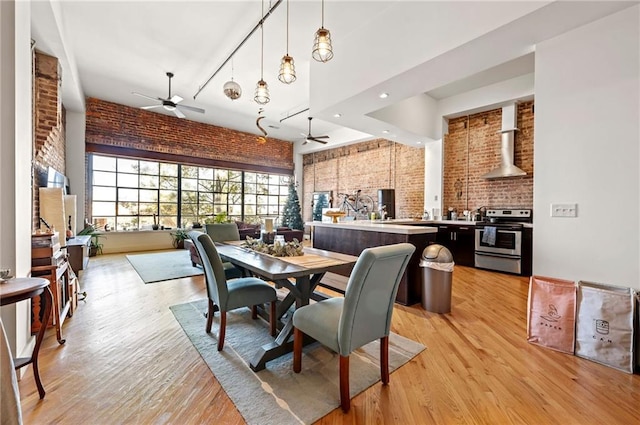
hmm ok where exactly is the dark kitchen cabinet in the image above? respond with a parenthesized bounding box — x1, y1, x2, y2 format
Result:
(435, 224, 475, 267)
(522, 227, 533, 276)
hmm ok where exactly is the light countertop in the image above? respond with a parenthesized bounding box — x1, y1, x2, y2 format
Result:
(308, 219, 533, 229)
(306, 220, 438, 235)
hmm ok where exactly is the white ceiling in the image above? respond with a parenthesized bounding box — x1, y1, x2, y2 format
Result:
(30, 1, 636, 154)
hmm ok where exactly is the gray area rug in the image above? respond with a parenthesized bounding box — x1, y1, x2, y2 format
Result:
(126, 250, 203, 283)
(170, 299, 426, 425)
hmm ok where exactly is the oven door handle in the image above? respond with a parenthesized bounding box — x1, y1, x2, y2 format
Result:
(475, 251, 520, 260)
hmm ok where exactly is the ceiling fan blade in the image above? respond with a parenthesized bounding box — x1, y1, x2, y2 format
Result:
(313, 135, 329, 139)
(177, 104, 205, 114)
(170, 94, 183, 104)
(132, 92, 163, 102)
(173, 108, 186, 119)
(308, 137, 328, 144)
(141, 105, 162, 110)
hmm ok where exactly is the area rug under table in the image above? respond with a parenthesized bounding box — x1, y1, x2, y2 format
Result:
(170, 299, 426, 425)
(126, 250, 203, 284)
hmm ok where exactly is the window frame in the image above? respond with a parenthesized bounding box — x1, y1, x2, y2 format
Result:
(88, 153, 292, 231)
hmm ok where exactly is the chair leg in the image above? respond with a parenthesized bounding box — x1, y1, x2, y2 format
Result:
(217, 311, 226, 351)
(270, 301, 277, 336)
(206, 299, 215, 333)
(340, 355, 350, 413)
(251, 305, 258, 319)
(293, 327, 303, 373)
(380, 336, 389, 385)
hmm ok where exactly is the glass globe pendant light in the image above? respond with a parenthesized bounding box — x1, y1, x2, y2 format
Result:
(223, 58, 242, 100)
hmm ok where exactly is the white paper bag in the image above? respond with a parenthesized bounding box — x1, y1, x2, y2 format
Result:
(575, 281, 636, 374)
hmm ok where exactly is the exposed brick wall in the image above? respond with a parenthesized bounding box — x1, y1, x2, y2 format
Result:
(302, 139, 425, 221)
(443, 101, 534, 214)
(85, 98, 293, 171)
(33, 51, 66, 230)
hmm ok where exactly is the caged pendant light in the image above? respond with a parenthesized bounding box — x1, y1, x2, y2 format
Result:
(254, 0, 270, 104)
(278, 0, 296, 84)
(312, 0, 333, 62)
(223, 57, 242, 100)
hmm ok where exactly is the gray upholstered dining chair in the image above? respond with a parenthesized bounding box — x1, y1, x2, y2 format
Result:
(189, 231, 277, 351)
(292, 243, 416, 412)
(204, 223, 243, 279)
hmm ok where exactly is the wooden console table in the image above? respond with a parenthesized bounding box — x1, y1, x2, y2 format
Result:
(0, 278, 53, 399)
(67, 235, 91, 272)
(31, 262, 70, 345)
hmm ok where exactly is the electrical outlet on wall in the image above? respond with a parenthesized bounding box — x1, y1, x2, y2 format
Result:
(550, 203, 578, 217)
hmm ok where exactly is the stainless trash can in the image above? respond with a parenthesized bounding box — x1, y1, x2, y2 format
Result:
(420, 244, 454, 313)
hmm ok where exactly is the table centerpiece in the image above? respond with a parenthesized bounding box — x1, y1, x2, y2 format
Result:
(241, 236, 304, 257)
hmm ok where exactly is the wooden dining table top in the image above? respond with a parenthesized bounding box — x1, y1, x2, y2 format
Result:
(215, 241, 358, 281)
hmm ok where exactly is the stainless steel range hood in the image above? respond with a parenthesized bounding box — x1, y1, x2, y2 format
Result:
(482, 103, 526, 179)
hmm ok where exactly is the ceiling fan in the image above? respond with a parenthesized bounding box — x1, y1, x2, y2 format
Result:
(132, 72, 205, 119)
(302, 117, 329, 145)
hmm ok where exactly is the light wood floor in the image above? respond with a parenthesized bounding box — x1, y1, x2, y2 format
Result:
(19, 252, 640, 424)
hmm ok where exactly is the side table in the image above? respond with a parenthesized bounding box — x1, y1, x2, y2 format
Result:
(0, 277, 53, 399)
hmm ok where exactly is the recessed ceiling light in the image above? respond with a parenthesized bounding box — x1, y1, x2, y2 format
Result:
(379, 92, 389, 99)
(333, 113, 341, 118)
(382, 130, 390, 134)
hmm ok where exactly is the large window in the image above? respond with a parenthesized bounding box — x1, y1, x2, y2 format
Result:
(90, 154, 291, 231)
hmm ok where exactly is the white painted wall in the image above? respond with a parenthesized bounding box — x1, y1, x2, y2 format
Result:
(534, 6, 640, 289)
(66, 111, 86, 229)
(367, 93, 438, 139)
(436, 73, 535, 128)
(424, 140, 443, 218)
(99, 230, 175, 254)
(311, 1, 545, 114)
(1, 0, 36, 360)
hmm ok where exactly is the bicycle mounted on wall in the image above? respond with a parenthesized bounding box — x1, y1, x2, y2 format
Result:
(337, 190, 375, 220)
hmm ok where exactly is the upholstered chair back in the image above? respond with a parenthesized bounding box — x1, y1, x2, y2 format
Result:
(338, 243, 415, 356)
(189, 231, 229, 309)
(205, 223, 240, 242)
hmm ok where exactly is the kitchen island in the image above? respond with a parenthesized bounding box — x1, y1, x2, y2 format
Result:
(308, 220, 437, 305)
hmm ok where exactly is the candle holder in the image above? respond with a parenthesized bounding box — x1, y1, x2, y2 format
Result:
(261, 230, 276, 244)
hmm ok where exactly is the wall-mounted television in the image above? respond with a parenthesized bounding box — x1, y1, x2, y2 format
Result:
(46, 166, 70, 194)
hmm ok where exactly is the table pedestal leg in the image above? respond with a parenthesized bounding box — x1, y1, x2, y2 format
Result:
(249, 273, 325, 372)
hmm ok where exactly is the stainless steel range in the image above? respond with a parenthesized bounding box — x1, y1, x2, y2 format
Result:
(474, 208, 532, 275)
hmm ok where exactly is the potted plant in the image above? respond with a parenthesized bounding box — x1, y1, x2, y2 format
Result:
(170, 229, 189, 249)
(152, 214, 159, 230)
(77, 224, 106, 256)
(213, 211, 229, 223)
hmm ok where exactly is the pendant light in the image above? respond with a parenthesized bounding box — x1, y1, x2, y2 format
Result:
(223, 57, 242, 100)
(254, 0, 270, 105)
(312, 0, 333, 62)
(278, 0, 296, 84)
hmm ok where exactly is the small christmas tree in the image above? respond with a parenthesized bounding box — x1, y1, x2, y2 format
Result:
(313, 193, 329, 221)
(281, 181, 304, 230)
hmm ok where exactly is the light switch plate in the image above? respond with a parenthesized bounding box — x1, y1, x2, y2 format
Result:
(550, 203, 578, 217)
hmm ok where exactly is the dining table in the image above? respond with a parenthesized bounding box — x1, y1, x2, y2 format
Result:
(215, 241, 358, 371)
